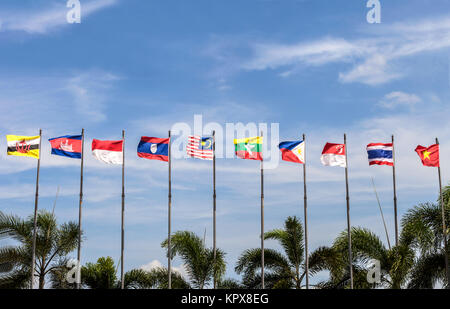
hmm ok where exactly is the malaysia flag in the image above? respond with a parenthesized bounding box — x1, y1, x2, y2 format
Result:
(366, 143, 394, 166)
(321, 143, 346, 167)
(137, 137, 169, 162)
(48, 135, 82, 159)
(92, 139, 123, 165)
(278, 140, 305, 164)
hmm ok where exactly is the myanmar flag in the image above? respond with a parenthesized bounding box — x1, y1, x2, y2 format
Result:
(415, 144, 439, 167)
(6, 135, 41, 159)
(234, 136, 263, 161)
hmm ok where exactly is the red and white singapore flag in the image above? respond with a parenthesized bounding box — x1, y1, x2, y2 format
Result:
(92, 139, 123, 165)
(320, 142, 346, 167)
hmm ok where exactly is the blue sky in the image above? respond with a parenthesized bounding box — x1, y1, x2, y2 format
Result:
(1, 0, 450, 287)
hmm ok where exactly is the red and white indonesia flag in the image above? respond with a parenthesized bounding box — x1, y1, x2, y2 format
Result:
(92, 139, 124, 165)
(321, 143, 346, 167)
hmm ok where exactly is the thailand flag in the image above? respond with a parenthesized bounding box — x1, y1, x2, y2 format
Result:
(92, 139, 123, 165)
(366, 143, 394, 166)
(48, 135, 82, 159)
(279, 140, 305, 164)
(137, 137, 169, 162)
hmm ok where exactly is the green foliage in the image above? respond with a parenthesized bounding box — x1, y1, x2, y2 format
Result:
(81, 256, 117, 289)
(0, 210, 79, 289)
(235, 216, 328, 289)
(161, 231, 226, 289)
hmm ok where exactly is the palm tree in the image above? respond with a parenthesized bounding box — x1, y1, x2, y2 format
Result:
(401, 200, 449, 288)
(0, 210, 79, 289)
(81, 256, 117, 289)
(235, 216, 326, 289)
(124, 267, 190, 289)
(326, 227, 415, 289)
(76, 256, 190, 289)
(161, 231, 226, 289)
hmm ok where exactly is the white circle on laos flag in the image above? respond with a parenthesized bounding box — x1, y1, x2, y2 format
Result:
(151, 144, 157, 154)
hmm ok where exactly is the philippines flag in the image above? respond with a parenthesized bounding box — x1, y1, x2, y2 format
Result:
(278, 140, 305, 164)
(137, 137, 169, 162)
(366, 143, 393, 166)
(92, 139, 123, 165)
(321, 143, 346, 167)
(48, 135, 82, 159)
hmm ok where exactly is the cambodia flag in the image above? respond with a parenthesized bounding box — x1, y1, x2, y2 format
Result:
(137, 137, 170, 162)
(48, 135, 82, 159)
(279, 140, 305, 164)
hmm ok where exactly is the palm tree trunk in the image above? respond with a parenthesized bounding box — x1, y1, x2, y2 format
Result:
(39, 273, 45, 289)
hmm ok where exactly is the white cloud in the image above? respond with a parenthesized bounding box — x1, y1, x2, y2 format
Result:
(378, 91, 422, 110)
(223, 15, 450, 85)
(0, 0, 117, 35)
(140, 259, 189, 280)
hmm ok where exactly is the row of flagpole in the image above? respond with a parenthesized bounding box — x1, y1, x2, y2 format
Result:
(15, 128, 449, 289)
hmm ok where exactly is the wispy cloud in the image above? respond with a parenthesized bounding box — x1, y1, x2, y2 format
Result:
(378, 91, 422, 110)
(212, 15, 450, 86)
(0, 0, 117, 35)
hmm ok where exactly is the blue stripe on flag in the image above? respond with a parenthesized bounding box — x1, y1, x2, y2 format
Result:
(51, 148, 81, 159)
(367, 149, 392, 159)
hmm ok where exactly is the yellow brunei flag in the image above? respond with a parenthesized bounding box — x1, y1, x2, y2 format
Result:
(6, 135, 41, 159)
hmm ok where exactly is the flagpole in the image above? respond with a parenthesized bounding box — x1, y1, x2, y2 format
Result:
(436, 137, 450, 287)
(344, 133, 353, 289)
(76, 129, 84, 289)
(213, 130, 217, 289)
(260, 130, 265, 289)
(120, 130, 125, 289)
(302, 133, 309, 289)
(168, 130, 172, 289)
(392, 135, 399, 247)
(30, 129, 42, 289)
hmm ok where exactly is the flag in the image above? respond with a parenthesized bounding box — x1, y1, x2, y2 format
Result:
(137, 137, 169, 162)
(187, 135, 213, 160)
(366, 143, 393, 166)
(92, 139, 123, 165)
(415, 144, 439, 167)
(234, 136, 263, 161)
(6, 135, 40, 159)
(279, 140, 305, 164)
(48, 135, 82, 159)
(321, 142, 346, 167)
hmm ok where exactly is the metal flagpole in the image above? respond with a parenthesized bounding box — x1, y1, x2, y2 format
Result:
(120, 130, 125, 289)
(168, 130, 172, 289)
(30, 129, 42, 289)
(302, 134, 309, 289)
(392, 135, 399, 247)
(344, 133, 354, 289)
(371, 177, 391, 250)
(76, 129, 85, 289)
(436, 138, 450, 287)
(260, 131, 265, 289)
(213, 131, 217, 289)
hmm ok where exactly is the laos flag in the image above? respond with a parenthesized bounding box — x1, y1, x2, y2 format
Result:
(48, 135, 82, 159)
(137, 137, 170, 162)
(279, 140, 305, 164)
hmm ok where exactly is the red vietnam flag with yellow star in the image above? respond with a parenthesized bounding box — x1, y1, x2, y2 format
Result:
(415, 144, 439, 167)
